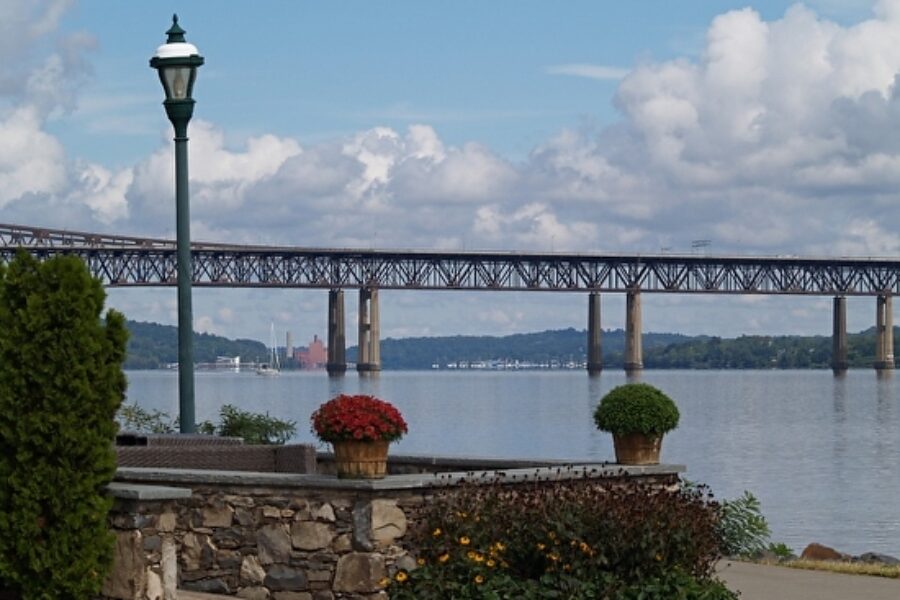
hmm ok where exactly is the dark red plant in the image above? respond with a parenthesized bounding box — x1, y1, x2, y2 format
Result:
(311, 394, 408, 443)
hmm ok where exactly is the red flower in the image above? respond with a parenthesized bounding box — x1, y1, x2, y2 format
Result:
(311, 394, 408, 443)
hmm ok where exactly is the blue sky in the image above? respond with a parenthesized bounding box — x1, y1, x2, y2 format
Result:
(2, 0, 899, 344)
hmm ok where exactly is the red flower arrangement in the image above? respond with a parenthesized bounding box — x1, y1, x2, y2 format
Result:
(311, 394, 408, 443)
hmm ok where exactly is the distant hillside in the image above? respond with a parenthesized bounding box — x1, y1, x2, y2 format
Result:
(348, 328, 694, 369)
(124, 320, 897, 370)
(125, 320, 267, 369)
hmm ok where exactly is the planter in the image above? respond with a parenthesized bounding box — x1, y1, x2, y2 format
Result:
(613, 433, 662, 465)
(332, 440, 390, 479)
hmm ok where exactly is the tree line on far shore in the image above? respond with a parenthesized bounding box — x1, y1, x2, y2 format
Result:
(123, 320, 898, 370)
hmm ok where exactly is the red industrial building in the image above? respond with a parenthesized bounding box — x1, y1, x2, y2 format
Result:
(295, 335, 327, 369)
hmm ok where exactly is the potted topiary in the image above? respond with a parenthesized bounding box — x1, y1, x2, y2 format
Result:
(593, 383, 679, 465)
(311, 394, 407, 479)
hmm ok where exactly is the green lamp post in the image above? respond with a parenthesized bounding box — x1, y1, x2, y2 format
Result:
(150, 15, 204, 433)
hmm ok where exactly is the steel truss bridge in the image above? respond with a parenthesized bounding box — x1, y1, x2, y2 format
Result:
(1, 223, 898, 296)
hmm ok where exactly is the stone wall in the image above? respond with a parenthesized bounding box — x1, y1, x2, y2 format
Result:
(107, 463, 682, 600)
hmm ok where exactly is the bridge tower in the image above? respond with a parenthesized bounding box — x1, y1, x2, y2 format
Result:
(624, 290, 643, 374)
(831, 296, 848, 375)
(587, 292, 602, 374)
(326, 289, 347, 375)
(874, 294, 895, 371)
(357, 288, 381, 372)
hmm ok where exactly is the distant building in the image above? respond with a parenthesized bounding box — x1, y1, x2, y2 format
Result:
(296, 335, 327, 369)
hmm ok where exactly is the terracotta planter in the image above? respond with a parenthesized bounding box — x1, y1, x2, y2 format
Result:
(332, 440, 390, 479)
(612, 432, 663, 465)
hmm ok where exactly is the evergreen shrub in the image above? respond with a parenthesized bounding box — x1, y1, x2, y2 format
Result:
(0, 252, 128, 599)
(593, 383, 680, 436)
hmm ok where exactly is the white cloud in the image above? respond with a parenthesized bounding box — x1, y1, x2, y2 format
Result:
(545, 64, 629, 80)
(9, 1, 900, 341)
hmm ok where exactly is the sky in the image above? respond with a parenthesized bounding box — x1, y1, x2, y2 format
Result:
(2, 0, 899, 345)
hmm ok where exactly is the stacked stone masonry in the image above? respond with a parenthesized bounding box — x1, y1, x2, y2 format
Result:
(104, 464, 682, 600)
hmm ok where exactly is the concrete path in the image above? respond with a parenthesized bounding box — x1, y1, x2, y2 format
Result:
(180, 562, 900, 600)
(718, 560, 900, 600)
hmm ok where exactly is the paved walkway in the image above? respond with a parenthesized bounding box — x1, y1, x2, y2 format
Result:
(718, 560, 900, 600)
(180, 562, 900, 600)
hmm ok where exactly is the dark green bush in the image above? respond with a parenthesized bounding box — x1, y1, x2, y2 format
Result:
(198, 404, 296, 445)
(593, 383, 680, 435)
(389, 474, 734, 599)
(719, 490, 771, 557)
(117, 403, 177, 433)
(0, 251, 128, 599)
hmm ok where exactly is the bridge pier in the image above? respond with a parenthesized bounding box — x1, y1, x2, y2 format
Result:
(624, 290, 643, 374)
(357, 288, 381, 373)
(874, 294, 895, 371)
(587, 292, 602, 375)
(326, 289, 347, 375)
(831, 296, 848, 375)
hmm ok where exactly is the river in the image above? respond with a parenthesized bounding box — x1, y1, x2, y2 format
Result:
(125, 368, 899, 557)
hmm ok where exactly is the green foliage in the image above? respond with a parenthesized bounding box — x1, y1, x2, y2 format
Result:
(593, 383, 680, 435)
(719, 490, 772, 557)
(117, 403, 296, 445)
(389, 475, 734, 599)
(202, 404, 296, 445)
(117, 403, 177, 434)
(0, 251, 128, 599)
(768, 542, 794, 560)
(123, 320, 267, 369)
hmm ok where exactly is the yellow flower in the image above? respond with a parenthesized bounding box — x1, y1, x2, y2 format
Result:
(395, 571, 409, 583)
(459, 536, 471, 546)
(474, 574, 485, 585)
(579, 542, 591, 554)
(493, 541, 506, 552)
(536, 543, 546, 551)
(655, 553, 663, 561)
(473, 553, 485, 563)
(467, 550, 477, 560)
(548, 553, 560, 562)
(378, 577, 391, 587)
(432, 527, 442, 537)
(486, 559, 496, 568)
(417, 557, 426, 566)
(438, 553, 450, 563)
(456, 511, 468, 518)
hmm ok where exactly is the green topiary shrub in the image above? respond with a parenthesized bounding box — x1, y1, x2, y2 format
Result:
(0, 251, 128, 599)
(593, 383, 680, 436)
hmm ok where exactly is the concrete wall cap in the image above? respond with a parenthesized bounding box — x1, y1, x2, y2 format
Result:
(106, 481, 193, 500)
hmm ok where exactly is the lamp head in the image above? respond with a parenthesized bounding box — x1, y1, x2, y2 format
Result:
(150, 14, 204, 102)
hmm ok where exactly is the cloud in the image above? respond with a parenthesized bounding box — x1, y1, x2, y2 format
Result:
(545, 64, 629, 80)
(10, 0, 900, 340)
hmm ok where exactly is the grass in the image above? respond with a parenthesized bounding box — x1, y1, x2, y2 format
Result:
(755, 558, 900, 579)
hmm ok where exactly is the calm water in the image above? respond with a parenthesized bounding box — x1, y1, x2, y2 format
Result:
(125, 369, 900, 557)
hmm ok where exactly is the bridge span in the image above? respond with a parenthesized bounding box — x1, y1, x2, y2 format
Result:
(1, 222, 895, 374)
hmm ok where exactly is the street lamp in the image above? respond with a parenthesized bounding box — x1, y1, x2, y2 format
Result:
(150, 15, 204, 433)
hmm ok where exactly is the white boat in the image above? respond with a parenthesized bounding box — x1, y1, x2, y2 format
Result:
(256, 322, 281, 376)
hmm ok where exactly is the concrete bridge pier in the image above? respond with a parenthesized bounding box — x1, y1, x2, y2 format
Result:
(874, 294, 895, 371)
(357, 288, 381, 373)
(624, 290, 643, 374)
(326, 289, 347, 375)
(587, 292, 603, 375)
(831, 296, 848, 375)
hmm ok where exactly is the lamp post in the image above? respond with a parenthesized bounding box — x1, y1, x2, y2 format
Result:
(150, 15, 204, 433)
